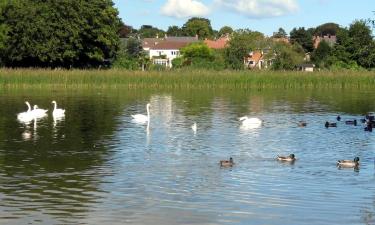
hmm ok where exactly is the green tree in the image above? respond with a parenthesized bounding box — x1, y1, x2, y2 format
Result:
(118, 23, 136, 38)
(218, 26, 233, 37)
(311, 41, 332, 68)
(181, 42, 214, 61)
(167, 25, 183, 36)
(0, 2, 9, 65)
(314, 23, 340, 36)
(273, 28, 287, 38)
(138, 25, 165, 38)
(182, 17, 213, 40)
(1, 0, 121, 68)
(224, 29, 264, 69)
(271, 42, 304, 70)
(347, 20, 375, 68)
(290, 27, 314, 53)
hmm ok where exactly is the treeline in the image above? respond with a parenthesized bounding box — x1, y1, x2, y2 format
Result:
(118, 17, 375, 71)
(0, 0, 374, 70)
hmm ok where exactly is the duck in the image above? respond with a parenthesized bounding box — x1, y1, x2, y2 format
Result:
(277, 154, 296, 162)
(220, 157, 234, 167)
(345, 119, 357, 126)
(325, 121, 337, 128)
(365, 123, 373, 132)
(298, 121, 307, 127)
(51, 100, 65, 117)
(336, 115, 341, 121)
(337, 157, 360, 168)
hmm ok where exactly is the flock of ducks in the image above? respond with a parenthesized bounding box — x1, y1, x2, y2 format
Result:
(131, 103, 370, 170)
(17, 100, 65, 124)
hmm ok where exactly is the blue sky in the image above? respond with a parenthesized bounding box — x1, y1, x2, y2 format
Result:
(113, 0, 374, 35)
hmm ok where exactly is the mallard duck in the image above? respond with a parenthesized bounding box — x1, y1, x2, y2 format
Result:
(277, 154, 296, 162)
(325, 121, 337, 128)
(345, 119, 357, 126)
(220, 157, 234, 167)
(298, 121, 307, 127)
(337, 157, 359, 168)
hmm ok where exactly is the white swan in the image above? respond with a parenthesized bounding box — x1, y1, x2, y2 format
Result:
(52, 100, 65, 117)
(192, 123, 197, 133)
(239, 116, 263, 129)
(131, 103, 150, 123)
(32, 105, 48, 118)
(17, 101, 33, 122)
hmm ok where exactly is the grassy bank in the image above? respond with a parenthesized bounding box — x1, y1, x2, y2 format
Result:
(1, 69, 375, 89)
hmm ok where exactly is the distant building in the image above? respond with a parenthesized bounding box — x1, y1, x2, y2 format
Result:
(313, 34, 337, 49)
(142, 35, 199, 68)
(204, 35, 230, 49)
(297, 63, 315, 72)
(244, 49, 274, 69)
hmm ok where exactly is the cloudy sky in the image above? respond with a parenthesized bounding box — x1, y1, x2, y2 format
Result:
(113, 0, 374, 35)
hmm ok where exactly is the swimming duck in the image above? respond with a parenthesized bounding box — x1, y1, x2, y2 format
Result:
(336, 115, 341, 121)
(365, 123, 373, 132)
(298, 121, 307, 127)
(337, 157, 359, 168)
(277, 154, 296, 162)
(220, 157, 234, 167)
(325, 121, 337, 128)
(345, 119, 357, 126)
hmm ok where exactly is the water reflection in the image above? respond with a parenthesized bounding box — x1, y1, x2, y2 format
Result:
(0, 88, 374, 224)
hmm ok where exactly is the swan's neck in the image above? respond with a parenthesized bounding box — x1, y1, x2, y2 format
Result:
(146, 105, 150, 118)
(26, 102, 31, 112)
(53, 102, 57, 111)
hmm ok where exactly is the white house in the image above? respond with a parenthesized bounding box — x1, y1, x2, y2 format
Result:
(142, 36, 198, 68)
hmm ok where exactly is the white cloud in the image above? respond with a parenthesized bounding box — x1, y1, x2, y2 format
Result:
(161, 0, 210, 19)
(215, 0, 299, 19)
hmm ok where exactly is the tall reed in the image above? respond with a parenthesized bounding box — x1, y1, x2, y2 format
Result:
(1, 68, 375, 90)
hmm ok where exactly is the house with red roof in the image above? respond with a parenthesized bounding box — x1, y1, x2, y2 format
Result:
(204, 35, 230, 49)
(142, 35, 198, 68)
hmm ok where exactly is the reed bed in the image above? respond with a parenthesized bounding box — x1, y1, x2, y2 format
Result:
(1, 68, 375, 90)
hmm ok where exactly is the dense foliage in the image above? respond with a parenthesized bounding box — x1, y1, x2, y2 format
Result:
(0, 0, 121, 68)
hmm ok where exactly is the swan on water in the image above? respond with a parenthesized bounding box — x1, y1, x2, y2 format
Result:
(192, 123, 197, 133)
(32, 105, 48, 118)
(52, 100, 65, 117)
(239, 116, 262, 128)
(17, 101, 33, 122)
(131, 103, 150, 123)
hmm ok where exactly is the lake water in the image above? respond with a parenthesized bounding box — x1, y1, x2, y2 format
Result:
(0, 88, 374, 225)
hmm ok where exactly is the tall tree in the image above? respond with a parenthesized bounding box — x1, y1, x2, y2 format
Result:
(347, 20, 375, 68)
(290, 27, 314, 53)
(182, 17, 213, 40)
(224, 29, 264, 69)
(118, 23, 136, 38)
(218, 26, 233, 37)
(311, 41, 332, 68)
(138, 25, 165, 38)
(273, 28, 287, 38)
(314, 23, 340, 36)
(166, 25, 183, 37)
(1, 0, 121, 68)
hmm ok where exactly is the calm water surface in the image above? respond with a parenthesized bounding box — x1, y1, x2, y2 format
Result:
(0, 88, 374, 225)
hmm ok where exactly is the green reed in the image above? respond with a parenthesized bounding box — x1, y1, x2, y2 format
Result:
(1, 68, 375, 90)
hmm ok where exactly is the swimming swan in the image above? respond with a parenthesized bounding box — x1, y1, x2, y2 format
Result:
(52, 100, 65, 117)
(132, 103, 150, 123)
(17, 101, 34, 122)
(239, 116, 262, 128)
(32, 105, 48, 118)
